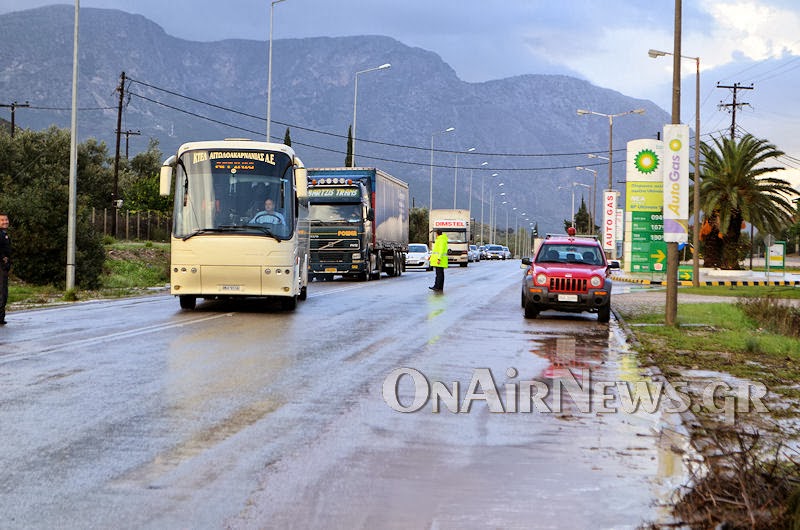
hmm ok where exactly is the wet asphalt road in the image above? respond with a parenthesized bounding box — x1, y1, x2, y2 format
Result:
(0, 260, 688, 529)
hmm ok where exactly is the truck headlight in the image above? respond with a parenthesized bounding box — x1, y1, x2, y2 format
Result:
(352, 252, 361, 260)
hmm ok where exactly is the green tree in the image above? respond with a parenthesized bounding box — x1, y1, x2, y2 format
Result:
(120, 139, 171, 213)
(283, 127, 292, 146)
(345, 125, 354, 167)
(0, 127, 105, 288)
(409, 207, 429, 244)
(698, 134, 798, 269)
(563, 198, 594, 234)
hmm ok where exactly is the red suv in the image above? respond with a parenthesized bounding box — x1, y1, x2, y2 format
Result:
(520, 232, 618, 322)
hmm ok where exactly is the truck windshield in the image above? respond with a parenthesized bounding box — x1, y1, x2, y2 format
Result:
(309, 204, 361, 222)
(444, 230, 467, 243)
(171, 149, 295, 239)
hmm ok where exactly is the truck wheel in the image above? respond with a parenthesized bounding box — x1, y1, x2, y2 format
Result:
(359, 271, 370, 282)
(597, 304, 611, 323)
(179, 295, 196, 310)
(299, 285, 307, 301)
(460, 262, 468, 267)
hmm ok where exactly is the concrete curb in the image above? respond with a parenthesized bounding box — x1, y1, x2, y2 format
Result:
(612, 275, 800, 287)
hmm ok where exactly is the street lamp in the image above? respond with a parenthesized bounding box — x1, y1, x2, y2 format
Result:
(481, 172, 497, 244)
(576, 107, 645, 191)
(576, 166, 598, 234)
(454, 146, 475, 208)
(649, 48, 701, 287)
(429, 127, 455, 213)
(352, 63, 391, 166)
(559, 182, 591, 228)
(470, 161, 488, 223)
(266, 0, 287, 141)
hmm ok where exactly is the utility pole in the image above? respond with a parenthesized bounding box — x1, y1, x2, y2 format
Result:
(116, 129, 141, 159)
(0, 101, 30, 138)
(112, 71, 126, 237)
(665, 0, 682, 326)
(717, 82, 753, 139)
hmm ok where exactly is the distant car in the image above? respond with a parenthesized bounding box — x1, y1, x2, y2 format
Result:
(406, 243, 432, 271)
(502, 246, 512, 259)
(478, 245, 488, 260)
(468, 244, 480, 262)
(485, 244, 505, 260)
(520, 233, 619, 322)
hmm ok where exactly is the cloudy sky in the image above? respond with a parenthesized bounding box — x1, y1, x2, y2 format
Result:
(3, 1, 800, 183)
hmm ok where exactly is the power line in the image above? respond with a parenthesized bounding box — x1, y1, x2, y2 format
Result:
(717, 82, 754, 140)
(126, 76, 635, 159)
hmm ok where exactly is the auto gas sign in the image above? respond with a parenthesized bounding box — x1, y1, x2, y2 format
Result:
(662, 124, 690, 243)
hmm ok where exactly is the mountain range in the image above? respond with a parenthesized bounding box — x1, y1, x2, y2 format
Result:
(0, 5, 675, 234)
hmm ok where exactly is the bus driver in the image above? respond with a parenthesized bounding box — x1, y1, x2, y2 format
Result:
(250, 198, 285, 225)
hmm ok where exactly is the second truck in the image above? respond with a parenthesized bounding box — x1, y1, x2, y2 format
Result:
(429, 209, 471, 267)
(307, 167, 409, 281)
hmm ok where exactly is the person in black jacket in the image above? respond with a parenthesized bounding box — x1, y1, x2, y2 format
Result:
(0, 213, 11, 325)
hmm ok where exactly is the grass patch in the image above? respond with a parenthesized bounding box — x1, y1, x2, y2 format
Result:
(620, 302, 800, 387)
(102, 241, 170, 288)
(7, 241, 170, 307)
(679, 284, 800, 298)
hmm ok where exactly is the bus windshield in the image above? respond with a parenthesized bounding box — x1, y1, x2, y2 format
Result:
(172, 149, 295, 240)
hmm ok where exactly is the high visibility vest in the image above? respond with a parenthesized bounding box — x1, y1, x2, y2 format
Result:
(431, 234, 448, 268)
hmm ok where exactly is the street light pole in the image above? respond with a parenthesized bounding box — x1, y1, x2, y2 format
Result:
(576, 166, 598, 234)
(649, 47, 701, 288)
(454, 147, 475, 209)
(429, 127, 455, 214)
(352, 63, 390, 166)
(577, 108, 646, 191)
(266, 0, 287, 141)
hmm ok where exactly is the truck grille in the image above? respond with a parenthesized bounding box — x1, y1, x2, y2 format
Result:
(311, 238, 360, 251)
(549, 277, 588, 293)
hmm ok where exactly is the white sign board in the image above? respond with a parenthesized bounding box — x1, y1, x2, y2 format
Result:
(602, 190, 618, 252)
(662, 124, 690, 243)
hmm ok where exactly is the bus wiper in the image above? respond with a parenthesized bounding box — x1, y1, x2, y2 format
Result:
(181, 228, 226, 241)
(244, 224, 283, 241)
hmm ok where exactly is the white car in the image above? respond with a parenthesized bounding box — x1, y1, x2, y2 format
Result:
(469, 244, 480, 262)
(406, 243, 432, 271)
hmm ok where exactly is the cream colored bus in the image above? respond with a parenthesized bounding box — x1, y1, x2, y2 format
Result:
(159, 139, 309, 310)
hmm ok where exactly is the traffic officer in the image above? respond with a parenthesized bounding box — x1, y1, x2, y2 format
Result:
(429, 229, 448, 292)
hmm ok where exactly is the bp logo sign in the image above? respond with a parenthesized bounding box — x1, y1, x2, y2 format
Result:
(634, 149, 659, 174)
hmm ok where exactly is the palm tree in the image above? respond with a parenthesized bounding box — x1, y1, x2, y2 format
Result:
(698, 134, 798, 269)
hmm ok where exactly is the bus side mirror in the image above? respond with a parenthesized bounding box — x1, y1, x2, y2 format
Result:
(159, 165, 173, 196)
(159, 155, 176, 196)
(294, 166, 308, 198)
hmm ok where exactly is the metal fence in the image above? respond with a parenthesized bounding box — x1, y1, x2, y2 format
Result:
(91, 208, 172, 242)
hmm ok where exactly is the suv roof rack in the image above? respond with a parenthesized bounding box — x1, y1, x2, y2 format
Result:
(544, 233, 599, 241)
